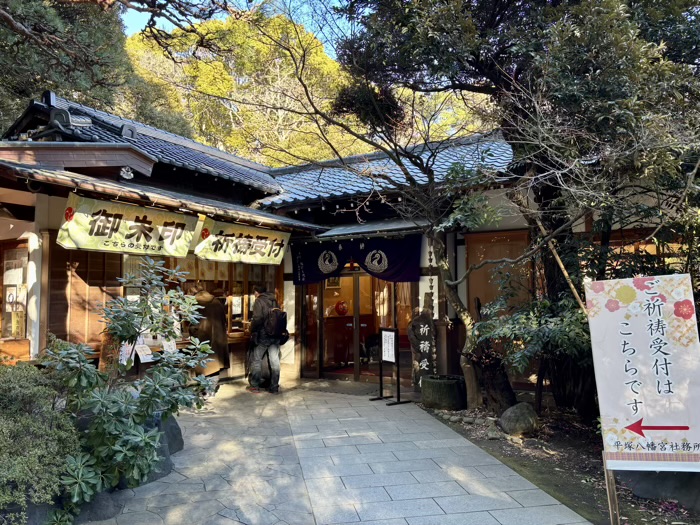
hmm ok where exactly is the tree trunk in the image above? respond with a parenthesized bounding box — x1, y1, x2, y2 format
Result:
(535, 359, 547, 415)
(476, 357, 518, 415)
(430, 232, 483, 409)
(460, 354, 481, 407)
(548, 354, 599, 423)
(432, 231, 517, 413)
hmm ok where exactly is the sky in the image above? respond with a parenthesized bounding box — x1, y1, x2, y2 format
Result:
(121, 10, 149, 35)
(122, 9, 175, 36)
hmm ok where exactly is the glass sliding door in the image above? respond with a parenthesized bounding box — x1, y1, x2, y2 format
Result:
(322, 276, 356, 378)
(313, 273, 419, 384)
(301, 283, 320, 377)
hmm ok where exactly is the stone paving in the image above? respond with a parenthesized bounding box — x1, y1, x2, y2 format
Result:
(87, 381, 593, 525)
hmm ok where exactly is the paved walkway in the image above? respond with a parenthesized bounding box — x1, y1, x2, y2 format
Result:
(89, 381, 593, 525)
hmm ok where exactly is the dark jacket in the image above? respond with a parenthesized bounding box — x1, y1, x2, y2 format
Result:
(251, 292, 279, 346)
(189, 291, 229, 375)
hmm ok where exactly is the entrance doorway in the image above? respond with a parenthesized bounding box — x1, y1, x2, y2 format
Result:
(301, 272, 416, 383)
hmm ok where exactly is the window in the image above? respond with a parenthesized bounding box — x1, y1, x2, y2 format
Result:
(159, 256, 282, 338)
(1, 246, 28, 339)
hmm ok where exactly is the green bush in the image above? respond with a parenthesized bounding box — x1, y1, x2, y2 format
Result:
(1, 258, 214, 525)
(0, 363, 79, 525)
(40, 258, 214, 518)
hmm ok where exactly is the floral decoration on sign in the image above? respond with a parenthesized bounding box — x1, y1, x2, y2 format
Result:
(606, 299, 621, 312)
(674, 299, 695, 320)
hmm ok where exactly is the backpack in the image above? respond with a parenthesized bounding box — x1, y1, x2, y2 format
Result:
(264, 302, 289, 345)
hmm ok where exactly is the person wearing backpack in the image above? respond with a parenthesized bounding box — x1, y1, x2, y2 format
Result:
(248, 285, 288, 394)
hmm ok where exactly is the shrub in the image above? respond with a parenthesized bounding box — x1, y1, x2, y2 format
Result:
(41, 257, 214, 518)
(0, 363, 79, 525)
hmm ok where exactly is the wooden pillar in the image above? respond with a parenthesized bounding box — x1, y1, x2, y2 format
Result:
(39, 230, 51, 352)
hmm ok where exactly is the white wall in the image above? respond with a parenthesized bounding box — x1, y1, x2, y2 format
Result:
(471, 189, 529, 232)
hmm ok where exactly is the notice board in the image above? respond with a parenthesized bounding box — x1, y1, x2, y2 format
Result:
(585, 274, 700, 471)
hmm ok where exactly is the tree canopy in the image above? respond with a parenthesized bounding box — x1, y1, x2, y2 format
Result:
(126, 14, 377, 165)
(0, 0, 129, 130)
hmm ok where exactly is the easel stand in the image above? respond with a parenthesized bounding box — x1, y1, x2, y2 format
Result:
(369, 358, 393, 401)
(386, 351, 411, 406)
(371, 327, 411, 404)
(602, 454, 621, 525)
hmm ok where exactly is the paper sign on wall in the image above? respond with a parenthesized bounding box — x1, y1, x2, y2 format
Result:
(134, 344, 154, 363)
(585, 274, 700, 472)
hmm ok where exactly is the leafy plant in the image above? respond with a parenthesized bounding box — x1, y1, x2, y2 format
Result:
(40, 258, 215, 519)
(0, 363, 79, 525)
(476, 294, 591, 374)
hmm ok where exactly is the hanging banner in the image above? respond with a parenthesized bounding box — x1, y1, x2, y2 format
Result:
(291, 235, 421, 284)
(194, 218, 290, 265)
(585, 274, 700, 472)
(356, 235, 421, 282)
(292, 240, 351, 284)
(57, 193, 197, 257)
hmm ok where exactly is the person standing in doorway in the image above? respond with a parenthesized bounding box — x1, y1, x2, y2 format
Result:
(248, 285, 282, 394)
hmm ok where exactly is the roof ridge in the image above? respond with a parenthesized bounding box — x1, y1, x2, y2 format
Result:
(269, 131, 502, 176)
(53, 95, 272, 174)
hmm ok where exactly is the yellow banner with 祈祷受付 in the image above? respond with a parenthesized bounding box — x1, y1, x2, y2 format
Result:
(194, 218, 290, 265)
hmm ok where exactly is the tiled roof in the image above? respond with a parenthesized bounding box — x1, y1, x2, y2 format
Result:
(0, 161, 323, 233)
(258, 134, 512, 208)
(30, 93, 282, 195)
(316, 219, 429, 238)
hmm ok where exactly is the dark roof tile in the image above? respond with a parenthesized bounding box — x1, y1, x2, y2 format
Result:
(45, 95, 282, 194)
(258, 134, 512, 207)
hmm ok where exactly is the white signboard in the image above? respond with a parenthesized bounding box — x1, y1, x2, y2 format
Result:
(585, 274, 700, 472)
(381, 328, 396, 363)
(134, 344, 155, 363)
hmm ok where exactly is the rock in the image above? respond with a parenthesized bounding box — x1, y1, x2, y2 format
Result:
(474, 418, 486, 425)
(449, 416, 460, 423)
(499, 402, 538, 436)
(486, 425, 502, 440)
(617, 471, 700, 513)
(162, 415, 184, 455)
(74, 492, 121, 524)
(23, 503, 56, 525)
(463, 417, 475, 424)
(441, 413, 451, 420)
(506, 435, 524, 445)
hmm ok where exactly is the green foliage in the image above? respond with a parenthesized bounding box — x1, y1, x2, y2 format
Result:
(118, 37, 194, 137)
(0, 1, 130, 132)
(332, 83, 405, 131)
(60, 454, 102, 504)
(128, 14, 373, 165)
(39, 258, 214, 514)
(476, 294, 591, 374)
(0, 364, 79, 525)
(438, 164, 501, 232)
(103, 258, 201, 347)
(46, 509, 75, 525)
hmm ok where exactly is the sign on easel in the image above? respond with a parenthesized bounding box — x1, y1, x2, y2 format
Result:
(381, 329, 397, 363)
(585, 274, 700, 523)
(370, 328, 410, 406)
